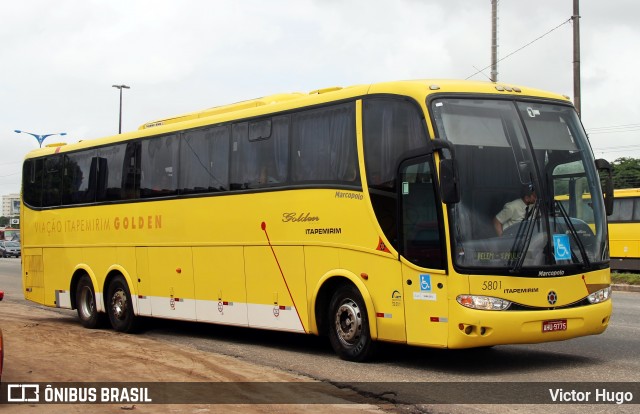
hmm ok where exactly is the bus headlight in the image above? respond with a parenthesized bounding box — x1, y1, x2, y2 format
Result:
(587, 286, 612, 304)
(456, 295, 512, 311)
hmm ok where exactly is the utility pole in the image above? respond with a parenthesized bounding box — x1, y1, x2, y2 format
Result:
(491, 0, 498, 82)
(572, 0, 581, 116)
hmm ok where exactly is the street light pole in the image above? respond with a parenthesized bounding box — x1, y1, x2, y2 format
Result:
(112, 84, 130, 134)
(14, 130, 67, 148)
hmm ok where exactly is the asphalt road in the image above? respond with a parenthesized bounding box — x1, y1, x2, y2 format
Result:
(1, 258, 639, 411)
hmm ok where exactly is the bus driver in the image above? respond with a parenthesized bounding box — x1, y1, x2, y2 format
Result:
(493, 187, 537, 236)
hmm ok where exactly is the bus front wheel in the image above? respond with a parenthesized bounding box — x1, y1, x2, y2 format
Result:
(328, 285, 374, 362)
(76, 275, 106, 329)
(106, 276, 138, 333)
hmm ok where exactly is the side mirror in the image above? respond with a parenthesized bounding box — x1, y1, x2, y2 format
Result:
(595, 158, 613, 216)
(439, 158, 460, 204)
(431, 140, 460, 204)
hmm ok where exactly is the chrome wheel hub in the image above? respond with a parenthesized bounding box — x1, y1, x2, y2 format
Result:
(334, 299, 362, 345)
(79, 286, 95, 318)
(111, 289, 127, 320)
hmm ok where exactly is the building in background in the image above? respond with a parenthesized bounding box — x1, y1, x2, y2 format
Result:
(2, 194, 20, 218)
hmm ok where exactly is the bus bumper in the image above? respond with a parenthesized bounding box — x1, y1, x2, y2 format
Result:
(446, 299, 612, 349)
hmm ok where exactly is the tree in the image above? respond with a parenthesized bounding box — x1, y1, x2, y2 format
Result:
(611, 157, 640, 189)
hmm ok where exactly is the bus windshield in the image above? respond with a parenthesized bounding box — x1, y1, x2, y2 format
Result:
(431, 98, 608, 275)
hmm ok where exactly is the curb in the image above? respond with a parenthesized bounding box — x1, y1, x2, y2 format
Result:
(612, 284, 640, 293)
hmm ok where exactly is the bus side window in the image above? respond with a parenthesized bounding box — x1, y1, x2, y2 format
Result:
(610, 199, 634, 222)
(230, 117, 289, 190)
(97, 143, 134, 202)
(42, 156, 63, 207)
(363, 98, 427, 249)
(140, 135, 178, 197)
(230, 122, 249, 190)
(22, 159, 44, 208)
(180, 126, 231, 193)
(63, 150, 96, 205)
(291, 103, 357, 184)
(122, 141, 140, 199)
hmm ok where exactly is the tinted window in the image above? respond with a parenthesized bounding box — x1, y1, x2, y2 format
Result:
(42, 156, 63, 207)
(363, 98, 427, 247)
(230, 123, 249, 190)
(363, 99, 427, 189)
(249, 119, 272, 141)
(230, 116, 289, 189)
(180, 126, 230, 193)
(97, 143, 139, 202)
(63, 150, 96, 204)
(400, 157, 444, 269)
(22, 159, 43, 207)
(141, 135, 179, 197)
(292, 103, 357, 183)
(22, 101, 364, 208)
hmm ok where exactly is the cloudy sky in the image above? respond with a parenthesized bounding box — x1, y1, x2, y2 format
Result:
(2, 0, 638, 195)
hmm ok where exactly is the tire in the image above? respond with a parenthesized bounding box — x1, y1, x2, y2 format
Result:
(106, 275, 138, 333)
(75, 275, 107, 329)
(327, 284, 375, 362)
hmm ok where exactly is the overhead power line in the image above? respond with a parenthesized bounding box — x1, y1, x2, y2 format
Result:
(467, 17, 573, 80)
(0, 172, 20, 178)
(586, 124, 640, 134)
(594, 144, 640, 153)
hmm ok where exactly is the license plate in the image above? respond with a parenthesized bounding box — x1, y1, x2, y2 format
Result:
(542, 319, 567, 332)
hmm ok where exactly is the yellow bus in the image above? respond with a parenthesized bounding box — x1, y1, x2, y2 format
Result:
(608, 188, 640, 271)
(21, 80, 615, 361)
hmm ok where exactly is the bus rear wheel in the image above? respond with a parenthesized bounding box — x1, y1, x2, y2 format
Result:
(106, 275, 138, 333)
(76, 275, 106, 329)
(328, 284, 374, 362)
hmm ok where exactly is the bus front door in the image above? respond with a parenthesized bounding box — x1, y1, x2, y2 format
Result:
(399, 156, 449, 347)
(401, 264, 449, 347)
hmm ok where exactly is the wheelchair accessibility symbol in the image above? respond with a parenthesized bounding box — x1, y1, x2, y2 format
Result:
(553, 234, 571, 261)
(420, 274, 432, 292)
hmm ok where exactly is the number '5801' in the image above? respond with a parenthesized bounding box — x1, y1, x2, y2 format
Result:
(482, 281, 501, 291)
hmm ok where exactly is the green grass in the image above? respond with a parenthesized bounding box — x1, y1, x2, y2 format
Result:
(611, 272, 640, 285)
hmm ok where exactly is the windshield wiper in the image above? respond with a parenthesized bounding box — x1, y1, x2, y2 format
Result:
(554, 200, 591, 268)
(509, 199, 540, 273)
